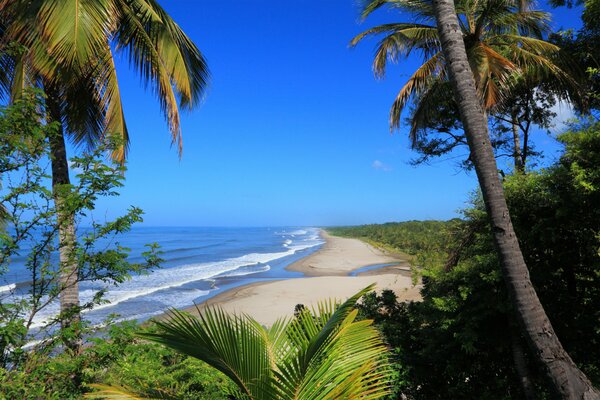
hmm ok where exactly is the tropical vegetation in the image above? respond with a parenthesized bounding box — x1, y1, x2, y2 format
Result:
(0, 0, 209, 351)
(0, 91, 160, 372)
(338, 120, 600, 399)
(1, 321, 233, 399)
(1, 0, 599, 398)
(135, 285, 391, 400)
(352, 0, 581, 171)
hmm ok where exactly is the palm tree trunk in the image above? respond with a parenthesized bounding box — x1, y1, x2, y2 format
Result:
(431, 0, 600, 397)
(45, 86, 81, 354)
(511, 111, 524, 172)
(509, 318, 536, 400)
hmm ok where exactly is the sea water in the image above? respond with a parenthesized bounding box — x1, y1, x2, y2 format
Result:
(0, 227, 323, 328)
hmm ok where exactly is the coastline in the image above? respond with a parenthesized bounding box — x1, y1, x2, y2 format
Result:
(284, 230, 409, 276)
(180, 229, 422, 326)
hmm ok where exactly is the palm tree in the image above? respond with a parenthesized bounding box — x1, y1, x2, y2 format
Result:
(430, 0, 600, 397)
(87, 286, 393, 400)
(351, 0, 575, 170)
(0, 0, 209, 351)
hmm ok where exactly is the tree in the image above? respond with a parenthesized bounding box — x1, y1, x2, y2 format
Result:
(430, 0, 599, 397)
(0, 91, 161, 368)
(351, 0, 577, 171)
(344, 122, 600, 398)
(0, 0, 209, 351)
(548, 0, 600, 117)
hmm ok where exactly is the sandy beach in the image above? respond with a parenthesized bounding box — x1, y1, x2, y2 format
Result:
(182, 230, 422, 326)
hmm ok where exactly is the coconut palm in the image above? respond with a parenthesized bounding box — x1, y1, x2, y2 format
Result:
(430, 0, 600, 397)
(351, 0, 575, 170)
(0, 0, 209, 351)
(87, 286, 393, 400)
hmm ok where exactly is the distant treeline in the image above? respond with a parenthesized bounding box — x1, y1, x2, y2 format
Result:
(327, 220, 462, 257)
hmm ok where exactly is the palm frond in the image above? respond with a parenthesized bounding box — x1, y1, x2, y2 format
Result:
(359, 0, 435, 21)
(351, 24, 439, 78)
(20, 0, 112, 72)
(390, 51, 443, 130)
(9, 51, 26, 101)
(505, 42, 572, 82)
(495, 34, 561, 55)
(408, 80, 457, 145)
(61, 72, 105, 150)
(141, 307, 275, 399)
(479, 44, 517, 107)
(488, 10, 552, 37)
(350, 23, 436, 47)
(95, 45, 129, 162)
(293, 310, 391, 400)
(115, 0, 184, 156)
(136, 0, 210, 110)
(142, 285, 392, 400)
(359, 0, 390, 19)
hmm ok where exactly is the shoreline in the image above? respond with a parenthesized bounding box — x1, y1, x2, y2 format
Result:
(177, 229, 421, 326)
(284, 230, 410, 276)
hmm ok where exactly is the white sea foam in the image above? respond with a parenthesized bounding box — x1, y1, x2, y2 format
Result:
(277, 229, 308, 236)
(0, 283, 16, 293)
(27, 238, 323, 328)
(219, 264, 270, 278)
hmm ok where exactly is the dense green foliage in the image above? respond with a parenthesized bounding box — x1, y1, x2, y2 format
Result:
(348, 121, 600, 399)
(328, 220, 462, 270)
(0, 321, 233, 399)
(549, 0, 600, 114)
(328, 220, 461, 256)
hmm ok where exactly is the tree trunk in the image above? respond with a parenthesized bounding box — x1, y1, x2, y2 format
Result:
(522, 120, 530, 171)
(511, 111, 524, 172)
(45, 86, 81, 354)
(509, 318, 537, 400)
(431, 0, 600, 398)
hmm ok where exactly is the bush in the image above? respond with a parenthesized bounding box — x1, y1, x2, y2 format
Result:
(0, 320, 234, 399)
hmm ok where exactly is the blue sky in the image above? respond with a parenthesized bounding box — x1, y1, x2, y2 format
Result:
(87, 0, 583, 227)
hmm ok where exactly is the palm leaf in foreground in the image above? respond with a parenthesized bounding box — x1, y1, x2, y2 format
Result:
(135, 284, 392, 400)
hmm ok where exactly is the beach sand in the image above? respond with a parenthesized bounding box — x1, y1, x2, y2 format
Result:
(286, 231, 406, 276)
(182, 230, 422, 326)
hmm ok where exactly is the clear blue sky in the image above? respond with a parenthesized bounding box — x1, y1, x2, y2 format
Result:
(88, 0, 583, 227)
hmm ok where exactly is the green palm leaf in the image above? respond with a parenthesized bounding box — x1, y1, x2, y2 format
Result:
(0, 0, 210, 162)
(354, 0, 575, 135)
(351, 23, 439, 77)
(141, 307, 275, 399)
(360, 0, 435, 21)
(137, 285, 392, 400)
(390, 51, 443, 129)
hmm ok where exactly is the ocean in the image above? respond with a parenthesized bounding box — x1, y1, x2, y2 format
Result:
(0, 227, 324, 329)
